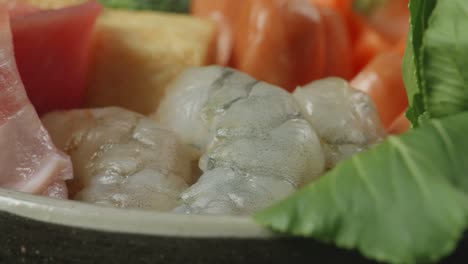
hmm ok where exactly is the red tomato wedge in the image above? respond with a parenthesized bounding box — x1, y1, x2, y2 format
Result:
(231, 0, 325, 91)
(191, 0, 241, 65)
(10, 0, 102, 115)
(351, 51, 408, 129)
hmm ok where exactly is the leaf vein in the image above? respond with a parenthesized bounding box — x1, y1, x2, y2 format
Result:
(352, 157, 380, 204)
(388, 137, 430, 197)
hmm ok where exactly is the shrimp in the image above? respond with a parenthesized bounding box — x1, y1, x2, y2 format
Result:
(154, 66, 325, 215)
(293, 78, 385, 168)
(42, 107, 196, 211)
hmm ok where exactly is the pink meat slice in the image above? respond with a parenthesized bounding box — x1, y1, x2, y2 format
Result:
(0, 9, 72, 198)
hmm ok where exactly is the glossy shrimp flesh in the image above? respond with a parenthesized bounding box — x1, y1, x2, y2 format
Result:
(293, 78, 385, 168)
(155, 66, 326, 215)
(42, 107, 196, 211)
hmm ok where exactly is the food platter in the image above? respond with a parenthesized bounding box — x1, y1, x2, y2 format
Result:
(0, 188, 368, 263)
(2, 0, 468, 263)
(1, 188, 467, 263)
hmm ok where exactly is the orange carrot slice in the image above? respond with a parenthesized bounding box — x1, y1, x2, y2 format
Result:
(388, 111, 411, 134)
(231, 0, 326, 91)
(319, 7, 353, 79)
(191, 0, 241, 65)
(352, 25, 392, 75)
(351, 51, 408, 129)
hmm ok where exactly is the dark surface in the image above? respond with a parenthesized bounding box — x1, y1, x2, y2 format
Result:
(0, 211, 465, 264)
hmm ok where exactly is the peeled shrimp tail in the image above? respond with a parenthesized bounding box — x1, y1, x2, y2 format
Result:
(174, 167, 296, 215)
(293, 78, 386, 168)
(156, 66, 325, 215)
(42, 107, 196, 211)
(176, 118, 325, 215)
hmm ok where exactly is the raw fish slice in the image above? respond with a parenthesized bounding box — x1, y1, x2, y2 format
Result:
(42, 107, 195, 210)
(11, 0, 102, 115)
(0, 11, 71, 198)
(293, 77, 385, 167)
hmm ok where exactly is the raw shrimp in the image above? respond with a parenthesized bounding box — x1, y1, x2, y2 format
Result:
(293, 78, 385, 168)
(42, 107, 196, 211)
(155, 66, 325, 215)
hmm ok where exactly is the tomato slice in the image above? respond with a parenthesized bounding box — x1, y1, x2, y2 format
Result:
(351, 51, 408, 129)
(10, 0, 102, 115)
(231, 0, 325, 91)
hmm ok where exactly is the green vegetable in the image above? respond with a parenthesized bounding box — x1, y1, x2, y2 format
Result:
(255, 0, 468, 263)
(404, 0, 468, 126)
(256, 112, 468, 263)
(98, 0, 190, 13)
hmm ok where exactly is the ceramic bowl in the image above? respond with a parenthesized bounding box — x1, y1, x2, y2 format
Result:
(0, 188, 465, 264)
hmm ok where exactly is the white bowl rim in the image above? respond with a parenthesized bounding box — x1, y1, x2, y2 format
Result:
(0, 188, 274, 238)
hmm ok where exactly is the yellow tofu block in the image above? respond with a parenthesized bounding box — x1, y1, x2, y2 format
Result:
(12, 2, 216, 115)
(86, 9, 216, 114)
